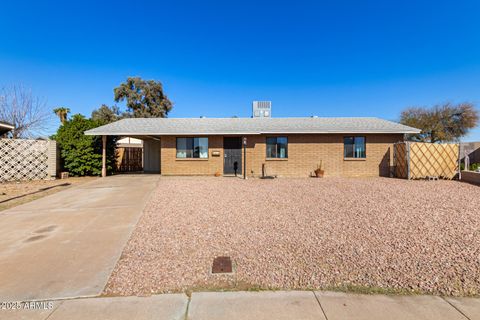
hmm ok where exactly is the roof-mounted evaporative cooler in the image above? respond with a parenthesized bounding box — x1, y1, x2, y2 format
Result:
(252, 101, 272, 118)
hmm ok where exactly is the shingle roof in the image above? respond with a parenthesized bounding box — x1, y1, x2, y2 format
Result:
(84, 117, 420, 136)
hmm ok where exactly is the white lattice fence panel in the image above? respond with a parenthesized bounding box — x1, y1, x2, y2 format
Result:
(0, 139, 52, 181)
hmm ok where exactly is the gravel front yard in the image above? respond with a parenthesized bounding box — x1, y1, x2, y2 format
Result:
(105, 177, 480, 296)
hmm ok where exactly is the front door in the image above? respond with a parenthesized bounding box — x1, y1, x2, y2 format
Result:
(223, 137, 242, 175)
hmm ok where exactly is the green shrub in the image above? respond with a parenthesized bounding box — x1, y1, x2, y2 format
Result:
(461, 162, 480, 171)
(53, 114, 117, 176)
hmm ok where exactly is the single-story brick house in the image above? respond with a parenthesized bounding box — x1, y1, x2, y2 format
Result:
(85, 116, 420, 178)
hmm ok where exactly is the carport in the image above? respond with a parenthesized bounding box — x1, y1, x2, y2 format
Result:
(96, 134, 161, 177)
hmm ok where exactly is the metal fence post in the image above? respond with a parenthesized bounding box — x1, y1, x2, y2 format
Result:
(406, 141, 411, 180)
(458, 143, 462, 180)
(393, 143, 397, 178)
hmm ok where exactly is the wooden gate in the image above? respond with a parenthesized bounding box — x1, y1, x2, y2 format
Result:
(116, 147, 143, 172)
(394, 142, 459, 180)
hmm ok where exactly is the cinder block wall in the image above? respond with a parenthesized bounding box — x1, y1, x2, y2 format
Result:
(0, 138, 57, 181)
(159, 134, 403, 177)
(461, 171, 480, 185)
(46, 140, 57, 178)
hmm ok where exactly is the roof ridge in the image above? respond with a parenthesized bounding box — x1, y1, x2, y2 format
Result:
(121, 116, 384, 120)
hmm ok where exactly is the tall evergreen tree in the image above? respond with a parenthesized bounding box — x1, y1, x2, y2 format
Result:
(91, 104, 121, 124)
(114, 77, 172, 118)
(400, 102, 478, 142)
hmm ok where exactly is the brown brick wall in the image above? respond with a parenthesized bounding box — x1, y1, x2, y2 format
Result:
(160, 134, 403, 177)
(161, 136, 224, 175)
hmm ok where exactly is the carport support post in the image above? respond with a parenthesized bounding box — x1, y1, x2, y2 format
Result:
(458, 142, 461, 180)
(102, 135, 107, 178)
(243, 137, 247, 180)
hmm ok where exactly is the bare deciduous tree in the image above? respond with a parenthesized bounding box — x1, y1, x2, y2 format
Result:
(0, 85, 51, 138)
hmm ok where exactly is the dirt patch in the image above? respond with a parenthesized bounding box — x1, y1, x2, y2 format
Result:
(105, 177, 480, 296)
(0, 177, 97, 212)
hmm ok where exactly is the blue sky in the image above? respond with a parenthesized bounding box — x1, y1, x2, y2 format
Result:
(1, 1, 480, 140)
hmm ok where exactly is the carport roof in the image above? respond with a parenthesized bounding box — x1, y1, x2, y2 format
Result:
(84, 117, 421, 136)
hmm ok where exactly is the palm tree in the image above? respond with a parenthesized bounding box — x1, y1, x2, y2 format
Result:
(53, 107, 70, 124)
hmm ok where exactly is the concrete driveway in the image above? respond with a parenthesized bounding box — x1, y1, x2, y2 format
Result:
(0, 174, 159, 301)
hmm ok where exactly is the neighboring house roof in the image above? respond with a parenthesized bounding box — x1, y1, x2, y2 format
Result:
(117, 137, 144, 148)
(84, 117, 421, 136)
(0, 121, 14, 135)
(117, 137, 143, 145)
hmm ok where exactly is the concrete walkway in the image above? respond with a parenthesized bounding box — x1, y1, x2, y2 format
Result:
(1, 291, 479, 320)
(0, 174, 159, 301)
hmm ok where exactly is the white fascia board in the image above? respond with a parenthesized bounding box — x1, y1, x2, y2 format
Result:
(85, 130, 419, 136)
(84, 132, 263, 136)
(0, 123, 14, 130)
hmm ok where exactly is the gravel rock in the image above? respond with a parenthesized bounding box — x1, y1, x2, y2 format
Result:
(104, 177, 480, 296)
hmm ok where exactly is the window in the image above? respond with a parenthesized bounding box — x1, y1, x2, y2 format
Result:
(344, 136, 366, 158)
(176, 137, 208, 158)
(266, 136, 288, 158)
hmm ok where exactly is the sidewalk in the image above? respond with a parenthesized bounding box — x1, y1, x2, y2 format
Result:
(1, 290, 478, 320)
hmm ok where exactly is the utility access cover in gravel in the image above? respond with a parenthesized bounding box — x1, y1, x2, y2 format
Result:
(105, 177, 480, 296)
(212, 256, 233, 274)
